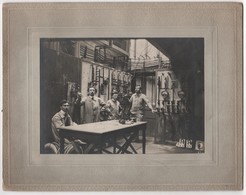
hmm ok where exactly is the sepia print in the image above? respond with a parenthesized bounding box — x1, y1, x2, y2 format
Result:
(40, 38, 204, 155)
(3, 2, 242, 191)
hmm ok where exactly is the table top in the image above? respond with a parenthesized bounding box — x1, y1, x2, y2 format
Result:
(58, 120, 147, 134)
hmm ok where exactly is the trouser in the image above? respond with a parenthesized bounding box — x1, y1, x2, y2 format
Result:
(130, 112, 143, 142)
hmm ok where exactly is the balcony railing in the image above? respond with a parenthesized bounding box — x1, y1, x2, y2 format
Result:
(130, 59, 171, 71)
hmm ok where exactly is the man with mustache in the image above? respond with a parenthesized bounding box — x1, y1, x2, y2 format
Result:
(130, 85, 155, 121)
(106, 90, 122, 120)
(76, 86, 106, 124)
(51, 100, 77, 144)
(129, 85, 155, 142)
(49, 100, 86, 154)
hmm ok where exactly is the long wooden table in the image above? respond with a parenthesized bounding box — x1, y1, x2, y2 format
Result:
(58, 120, 147, 154)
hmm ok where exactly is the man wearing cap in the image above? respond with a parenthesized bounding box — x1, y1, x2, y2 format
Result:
(106, 90, 122, 120)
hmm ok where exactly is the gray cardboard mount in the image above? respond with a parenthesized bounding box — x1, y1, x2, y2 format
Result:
(2, 2, 243, 191)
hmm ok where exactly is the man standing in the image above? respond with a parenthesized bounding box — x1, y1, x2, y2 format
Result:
(129, 85, 154, 121)
(129, 85, 155, 142)
(106, 90, 122, 120)
(76, 86, 106, 124)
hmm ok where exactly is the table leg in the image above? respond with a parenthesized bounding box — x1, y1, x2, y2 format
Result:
(142, 126, 146, 154)
(60, 131, 64, 154)
(98, 137, 103, 154)
(113, 135, 116, 154)
(117, 132, 137, 154)
(123, 136, 137, 154)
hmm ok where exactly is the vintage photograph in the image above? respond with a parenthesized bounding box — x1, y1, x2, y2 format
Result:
(2, 2, 243, 191)
(40, 38, 204, 154)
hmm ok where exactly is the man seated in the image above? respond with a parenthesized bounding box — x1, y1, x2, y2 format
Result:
(49, 99, 85, 154)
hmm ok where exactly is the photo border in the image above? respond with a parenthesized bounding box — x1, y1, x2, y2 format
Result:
(2, 2, 243, 191)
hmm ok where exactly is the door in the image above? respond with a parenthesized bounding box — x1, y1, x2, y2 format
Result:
(40, 47, 81, 153)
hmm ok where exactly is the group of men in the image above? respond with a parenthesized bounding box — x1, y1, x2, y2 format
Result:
(51, 85, 154, 145)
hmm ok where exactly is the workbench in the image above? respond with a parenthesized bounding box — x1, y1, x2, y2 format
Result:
(59, 120, 147, 154)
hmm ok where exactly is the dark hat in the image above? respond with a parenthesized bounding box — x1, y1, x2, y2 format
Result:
(112, 89, 118, 95)
(178, 91, 185, 97)
(60, 99, 69, 106)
